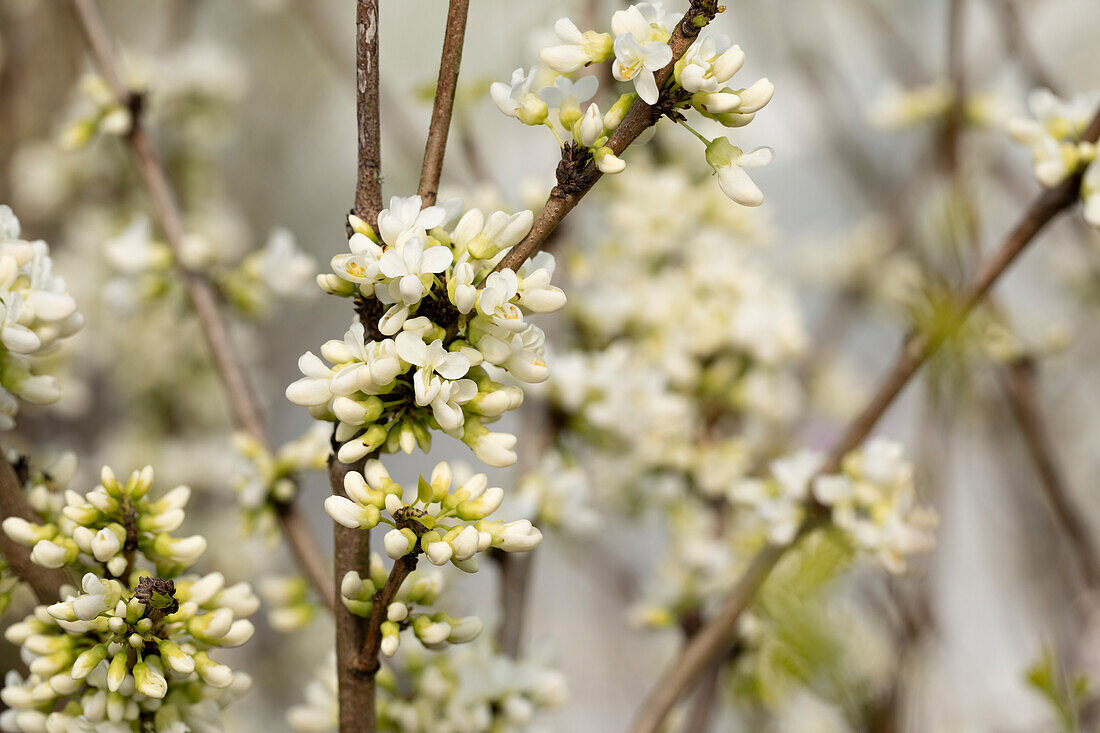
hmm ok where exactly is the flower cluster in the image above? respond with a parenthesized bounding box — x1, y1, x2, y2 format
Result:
(257, 575, 317, 633)
(59, 75, 134, 148)
(288, 195, 566, 468)
(0, 465, 257, 731)
(233, 421, 331, 533)
(339, 553, 482, 660)
(511, 449, 600, 536)
(1009, 88, 1100, 227)
(0, 206, 82, 429)
(325, 460, 542, 573)
(288, 643, 568, 733)
(493, 2, 776, 204)
(732, 439, 938, 572)
(103, 217, 316, 320)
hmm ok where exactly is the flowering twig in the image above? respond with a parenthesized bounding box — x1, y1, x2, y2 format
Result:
(628, 106, 1100, 733)
(353, 554, 418, 676)
(493, 0, 723, 274)
(0, 453, 67, 603)
(418, 0, 471, 207)
(66, 0, 334, 610)
(333, 2, 383, 730)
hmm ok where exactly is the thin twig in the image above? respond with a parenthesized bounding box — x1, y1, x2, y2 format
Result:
(627, 107, 1100, 733)
(353, 553, 418, 675)
(995, 0, 1061, 94)
(418, 0, 471, 206)
(0, 454, 68, 603)
(66, 0, 334, 610)
(1001, 358, 1100, 589)
(493, 0, 723, 274)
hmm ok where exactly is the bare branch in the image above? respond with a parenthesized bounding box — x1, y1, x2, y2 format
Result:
(627, 106, 1100, 733)
(330, 454, 375, 733)
(493, 0, 723, 274)
(0, 454, 68, 603)
(355, 0, 383, 221)
(67, 0, 334, 610)
(1001, 358, 1100, 589)
(418, 0, 471, 206)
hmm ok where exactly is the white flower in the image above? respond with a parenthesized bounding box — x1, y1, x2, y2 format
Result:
(490, 67, 549, 125)
(332, 232, 384, 290)
(539, 74, 599, 113)
(705, 137, 774, 207)
(429, 378, 478, 433)
(611, 3, 680, 44)
(516, 253, 567, 313)
(576, 103, 605, 147)
(0, 293, 40, 354)
(376, 195, 447, 248)
(539, 18, 613, 73)
(612, 34, 673, 105)
(476, 270, 525, 331)
(395, 332, 471, 406)
(451, 208, 534, 261)
(449, 257, 477, 313)
(378, 236, 453, 305)
(285, 352, 333, 407)
(771, 450, 823, 502)
(735, 77, 775, 113)
(470, 431, 518, 468)
(496, 519, 543, 552)
(257, 228, 316, 296)
(677, 34, 744, 93)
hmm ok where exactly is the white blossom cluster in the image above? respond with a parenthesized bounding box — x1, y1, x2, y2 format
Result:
(732, 439, 938, 573)
(233, 421, 331, 532)
(511, 449, 600, 536)
(326, 460, 542, 573)
(0, 466, 257, 732)
(287, 195, 566, 468)
(102, 217, 316, 320)
(339, 553, 482, 660)
(0, 206, 82, 429)
(865, 79, 1006, 132)
(1008, 88, 1100, 227)
(493, 2, 776, 205)
(287, 643, 568, 733)
(61, 44, 247, 153)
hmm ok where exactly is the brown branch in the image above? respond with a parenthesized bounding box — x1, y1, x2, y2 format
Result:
(355, 0, 383, 221)
(996, 0, 1061, 94)
(940, 0, 968, 173)
(67, 0, 334, 611)
(417, 0, 471, 206)
(627, 106, 1100, 733)
(329, 455, 375, 732)
(495, 550, 535, 657)
(353, 553, 418, 676)
(334, 2, 383, 730)
(0, 455, 68, 603)
(493, 0, 722, 275)
(1001, 358, 1100, 589)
